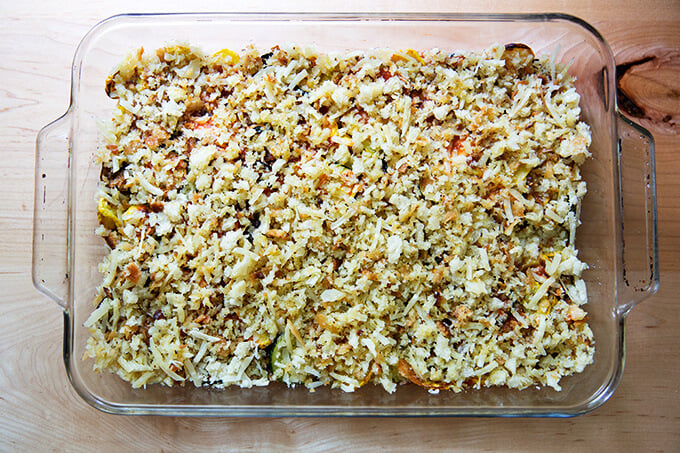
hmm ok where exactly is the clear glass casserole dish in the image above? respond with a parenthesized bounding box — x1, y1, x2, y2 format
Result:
(33, 12, 659, 416)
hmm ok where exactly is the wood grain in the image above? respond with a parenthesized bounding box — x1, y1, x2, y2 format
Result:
(1, 1, 679, 451)
(617, 51, 680, 134)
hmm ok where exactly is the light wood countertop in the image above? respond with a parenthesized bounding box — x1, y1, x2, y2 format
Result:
(1, 1, 678, 450)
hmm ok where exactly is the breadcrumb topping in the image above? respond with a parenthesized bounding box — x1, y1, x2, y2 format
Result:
(85, 43, 594, 393)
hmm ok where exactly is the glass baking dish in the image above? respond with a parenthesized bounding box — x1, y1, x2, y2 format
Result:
(33, 12, 659, 416)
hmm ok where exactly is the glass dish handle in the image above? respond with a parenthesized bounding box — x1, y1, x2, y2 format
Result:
(616, 113, 659, 315)
(32, 112, 72, 310)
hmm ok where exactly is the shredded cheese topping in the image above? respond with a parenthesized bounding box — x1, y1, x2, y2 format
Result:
(86, 43, 594, 393)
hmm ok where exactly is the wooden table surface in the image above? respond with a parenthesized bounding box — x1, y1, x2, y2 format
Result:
(1, 0, 678, 451)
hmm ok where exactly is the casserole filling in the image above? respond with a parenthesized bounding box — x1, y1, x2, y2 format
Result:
(85, 43, 594, 393)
